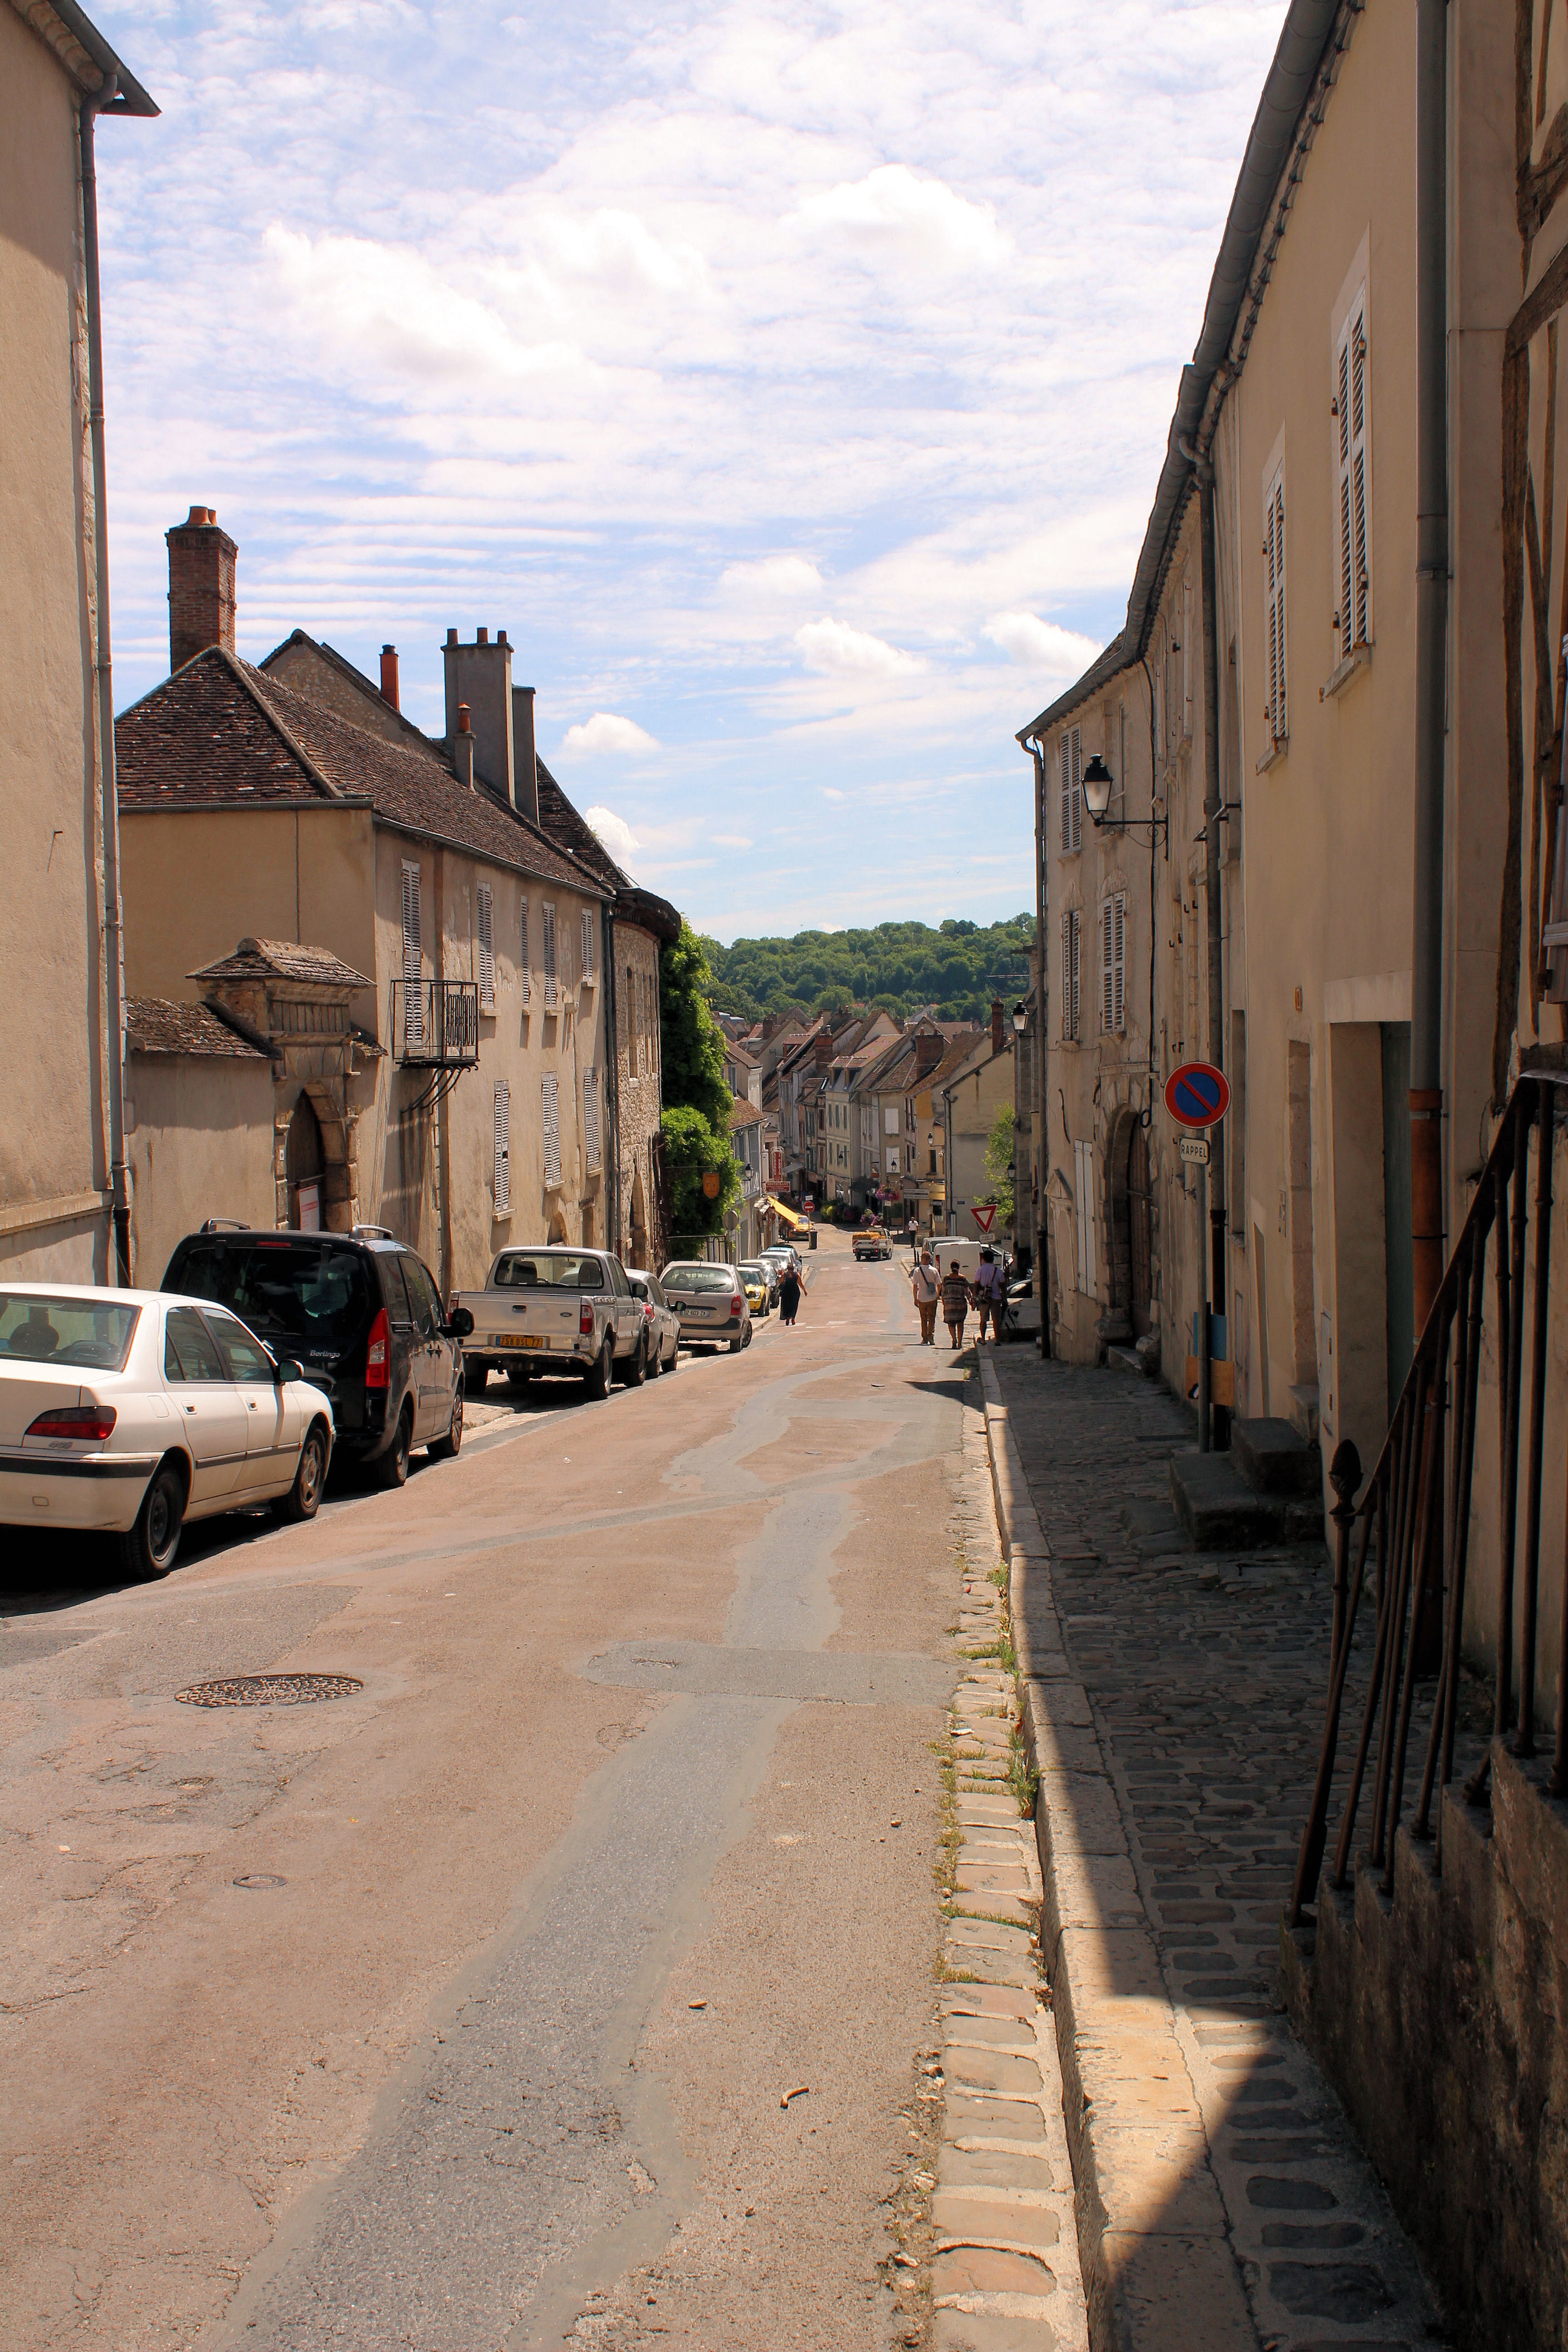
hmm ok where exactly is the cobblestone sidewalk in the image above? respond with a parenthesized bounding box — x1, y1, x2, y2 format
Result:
(981, 1348, 1446, 2352)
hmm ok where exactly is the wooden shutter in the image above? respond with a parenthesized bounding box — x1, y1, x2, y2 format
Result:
(492, 1079, 510, 1212)
(1336, 299, 1371, 662)
(542, 903, 558, 1009)
(1058, 725, 1082, 853)
(477, 881, 495, 1012)
(401, 859, 423, 1046)
(1112, 893, 1126, 1033)
(1100, 899, 1115, 1033)
(1264, 464, 1286, 743)
(581, 909, 594, 979)
(583, 1067, 601, 1171)
(1061, 910, 1082, 1040)
(1073, 1137, 1098, 1298)
(519, 897, 530, 1004)
(542, 1071, 561, 1187)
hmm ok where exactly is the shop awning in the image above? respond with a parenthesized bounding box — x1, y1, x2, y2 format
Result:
(765, 1195, 810, 1230)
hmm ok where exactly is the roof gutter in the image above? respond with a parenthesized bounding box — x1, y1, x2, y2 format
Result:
(1016, 0, 1348, 751)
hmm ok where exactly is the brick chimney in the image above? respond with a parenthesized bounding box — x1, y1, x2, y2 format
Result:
(167, 505, 237, 672)
(915, 1030, 945, 1077)
(380, 645, 400, 710)
(991, 997, 1004, 1056)
(442, 626, 514, 806)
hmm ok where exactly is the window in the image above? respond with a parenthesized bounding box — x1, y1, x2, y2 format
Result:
(1336, 298, 1371, 663)
(1100, 893, 1126, 1034)
(542, 903, 558, 1009)
(1073, 1139, 1098, 1298)
(401, 858, 423, 1045)
(1058, 725, 1082, 854)
(476, 881, 495, 1013)
(581, 909, 595, 981)
(519, 897, 530, 1004)
(542, 1071, 561, 1187)
(493, 1079, 511, 1212)
(583, 1067, 601, 1172)
(207, 1310, 274, 1382)
(164, 1305, 226, 1383)
(884, 1105, 899, 1135)
(1060, 908, 1081, 1040)
(1264, 461, 1287, 745)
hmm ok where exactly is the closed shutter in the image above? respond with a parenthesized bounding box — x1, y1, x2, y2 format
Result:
(1100, 899, 1114, 1033)
(542, 1071, 561, 1187)
(1264, 463, 1286, 743)
(401, 859, 423, 1046)
(1073, 1138, 1098, 1298)
(1336, 300, 1371, 663)
(543, 903, 558, 1009)
(519, 897, 530, 1003)
(1058, 725, 1082, 853)
(583, 1067, 601, 1171)
(1061, 913, 1072, 1039)
(581, 909, 594, 979)
(492, 1079, 510, 1212)
(477, 881, 495, 1011)
(1112, 892, 1126, 1033)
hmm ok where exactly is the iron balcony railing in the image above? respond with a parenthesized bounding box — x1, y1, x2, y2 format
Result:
(392, 978, 480, 1069)
(1290, 1069, 1568, 1924)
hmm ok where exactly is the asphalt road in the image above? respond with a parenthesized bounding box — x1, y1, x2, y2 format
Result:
(0, 1232, 968, 2351)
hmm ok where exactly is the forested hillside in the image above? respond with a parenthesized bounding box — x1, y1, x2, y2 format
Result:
(699, 916, 1036, 1023)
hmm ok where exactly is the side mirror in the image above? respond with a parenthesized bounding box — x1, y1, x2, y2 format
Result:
(274, 1357, 304, 1385)
(446, 1307, 475, 1339)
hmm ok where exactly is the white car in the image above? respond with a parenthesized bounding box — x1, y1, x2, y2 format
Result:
(624, 1269, 681, 1376)
(0, 1283, 335, 1580)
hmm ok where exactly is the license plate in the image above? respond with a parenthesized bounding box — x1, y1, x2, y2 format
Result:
(497, 1334, 546, 1350)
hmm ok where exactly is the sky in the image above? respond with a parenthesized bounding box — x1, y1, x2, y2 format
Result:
(91, 0, 1290, 943)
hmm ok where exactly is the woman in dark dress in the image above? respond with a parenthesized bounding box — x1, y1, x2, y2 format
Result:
(779, 1266, 802, 1325)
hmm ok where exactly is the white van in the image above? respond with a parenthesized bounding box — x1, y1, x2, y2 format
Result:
(926, 1237, 999, 1282)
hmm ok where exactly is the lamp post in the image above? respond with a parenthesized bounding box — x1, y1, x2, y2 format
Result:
(1082, 754, 1167, 844)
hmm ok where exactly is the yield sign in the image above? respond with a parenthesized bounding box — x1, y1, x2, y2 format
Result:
(972, 1201, 998, 1234)
(1164, 1061, 1230, 1128)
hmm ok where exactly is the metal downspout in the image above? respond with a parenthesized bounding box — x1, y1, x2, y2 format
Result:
(80, 79, 131, 1286)
(1196, 456, 1227, 1438)
(1411, 0, 1449, 1330)
(1029, 736, 1052, 1357)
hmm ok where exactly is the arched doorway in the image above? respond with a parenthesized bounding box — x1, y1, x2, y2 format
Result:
(1127, 1119, 1153, 1337)
(285, 1092, 325, 1230)
(548, 1205, 569, 1242)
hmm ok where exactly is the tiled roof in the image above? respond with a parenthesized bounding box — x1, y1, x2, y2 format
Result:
(729, 1095, 763, 1129)
(188, 937, 371, 990)
(116, 648, 594, 894)
(125, 997, 270, 1058)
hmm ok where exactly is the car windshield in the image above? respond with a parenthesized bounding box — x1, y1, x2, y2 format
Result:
(494, 1253, 606, 1290)
(0, 1293, 140, 1371)
(661, 1265, 737, 1294)
(170, 1240, 372, 1351)
(738, 1264, 769, 1279)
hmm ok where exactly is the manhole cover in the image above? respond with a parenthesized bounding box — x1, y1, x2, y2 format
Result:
(233, 1872, 287, 1890)
(176, 1673, 363, 1708)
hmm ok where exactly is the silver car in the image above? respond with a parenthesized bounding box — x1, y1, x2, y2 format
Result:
(625, 1269, 681, 1376)
(455, 1247, 648, 1397)
(659, 1262, 753, 1354)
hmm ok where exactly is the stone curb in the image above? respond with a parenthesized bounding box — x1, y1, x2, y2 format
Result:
(976, 1356, 1255, 2352)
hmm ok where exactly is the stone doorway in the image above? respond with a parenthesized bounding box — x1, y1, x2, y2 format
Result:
(285, 1092, 325, 1230)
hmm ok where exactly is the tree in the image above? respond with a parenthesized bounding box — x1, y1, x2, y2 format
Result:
(660, 1103, 740, 1242)
(984, 1106, 1017, 1223)
(660, 921, 733, 1131)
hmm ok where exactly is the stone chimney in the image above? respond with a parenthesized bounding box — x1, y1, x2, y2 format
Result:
(167, 505, 237, 672)
(511, 684, 540, 825)
(915, 1030, 945, 1077)
(380, 645, 400, 710)
(990, 998, 1004, 1057)
(442, 626, 514, 806)
(453, 701, 475, 789)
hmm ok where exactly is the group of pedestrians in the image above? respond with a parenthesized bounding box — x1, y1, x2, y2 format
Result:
(907, 1244, 1007, 1349)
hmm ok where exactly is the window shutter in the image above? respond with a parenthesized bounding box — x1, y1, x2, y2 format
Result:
(1061, 913, 1070, 1036)
(1264, 465, 1287, 743)
(581, 909, 594, 979)
(543, 903, 558, 1009)
(519, 897, 530, 1004)
(1060, 734, 1071, 853)
(542, 1072, 561, 1187)
(1112, 892, 1126, 1033)
(492, 1079, 510, 1212)
(401, 859, 423, 1046)
(584, 1067, 601, 1171)
(1100, 899, 1115, 1033)
(1349, 307, 1370, 651)
(477, 881, 495, 1012)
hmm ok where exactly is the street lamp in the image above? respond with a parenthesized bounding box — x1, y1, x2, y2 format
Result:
(1080, 755, 1168, 843)
(1012, 1002, 1028, 1035)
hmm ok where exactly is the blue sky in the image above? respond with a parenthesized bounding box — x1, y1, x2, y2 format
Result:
(91, 0, 1288, 942)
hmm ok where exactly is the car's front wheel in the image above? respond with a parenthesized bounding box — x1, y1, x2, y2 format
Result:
(429, 1387, 463, 1460)
(118, 1458, 185, 1580)
(281, 1422, 329, 1522)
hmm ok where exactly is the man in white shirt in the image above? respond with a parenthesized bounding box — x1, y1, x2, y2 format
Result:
(909, 1248, 940, 1345)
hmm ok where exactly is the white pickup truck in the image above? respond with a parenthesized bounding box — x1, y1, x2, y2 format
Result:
(455, 1245, 648, 1400)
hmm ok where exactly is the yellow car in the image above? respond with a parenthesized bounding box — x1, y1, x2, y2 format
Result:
(738, 1267, 771, 1317)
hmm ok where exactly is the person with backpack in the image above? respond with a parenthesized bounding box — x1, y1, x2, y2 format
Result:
(909, 1247, 940, 1344)
(940, 1258, 971, 1350)
(973, 1246, 1006, 1342)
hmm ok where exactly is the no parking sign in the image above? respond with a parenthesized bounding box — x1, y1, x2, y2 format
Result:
(1164, 1062, 1230, 1128)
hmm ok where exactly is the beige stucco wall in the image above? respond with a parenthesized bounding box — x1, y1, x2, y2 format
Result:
(944, 1049, 1014, 1239)
(127, 1051, 276, 1285)
(0, 10, 109, 1279)
(614, 923, 663, 1267)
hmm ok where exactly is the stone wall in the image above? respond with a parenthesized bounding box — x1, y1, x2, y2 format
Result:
(1282, 1741, 1568, 2347)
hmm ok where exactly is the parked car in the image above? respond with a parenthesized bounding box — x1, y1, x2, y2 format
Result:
(736, 1262, 773, 1316)
(625, 1269, 681, 1375)
(853, 1225, 892, 1261)
(162, 1226, 470, 1488)
(455, 1246, 647, 1397)
(761, 1243, 800, 1278)
(0, 1282, 334, 1579)
(745, 1256, 784, 1306)
(660, 1262, 753, 1352)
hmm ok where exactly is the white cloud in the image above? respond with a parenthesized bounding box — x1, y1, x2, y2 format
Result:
(710, 831, 754, 849)
(561, 713, 659, 756)
(822, 787, 844, 800)
(789, 164, 1009, 271)
(795, 619, 924, 678)
(584, 806, 642, 872)
(985, 612, 1105, 675)
(718, 554, 823, 600)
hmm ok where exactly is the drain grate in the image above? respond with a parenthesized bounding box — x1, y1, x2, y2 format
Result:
(176, 1673, 363, 1708)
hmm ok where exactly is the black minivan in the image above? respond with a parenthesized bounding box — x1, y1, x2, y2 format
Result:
(162, 1228, 473, 1487)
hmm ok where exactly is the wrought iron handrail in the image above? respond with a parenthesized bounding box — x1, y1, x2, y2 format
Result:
(392, 979, 479, 1070)
(1289, 1068, 1567, 1925)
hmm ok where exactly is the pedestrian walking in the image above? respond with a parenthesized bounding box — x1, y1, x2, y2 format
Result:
(973, 1246, 1006, 1342)
(779, 1265, 802, 1325)
(940, 1258, 971, 1349)
(909, 1247, 940, 1345)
